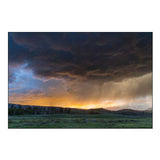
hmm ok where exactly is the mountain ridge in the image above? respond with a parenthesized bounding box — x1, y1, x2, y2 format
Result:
(8, 103, 152, 116)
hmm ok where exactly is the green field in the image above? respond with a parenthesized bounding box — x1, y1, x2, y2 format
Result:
(8, 113, 152, 128)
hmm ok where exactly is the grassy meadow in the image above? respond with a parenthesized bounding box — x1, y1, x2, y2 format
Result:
(8, 113, 152, 128)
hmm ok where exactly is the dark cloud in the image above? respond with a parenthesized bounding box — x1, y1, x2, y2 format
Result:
(9, 32, 152, 83)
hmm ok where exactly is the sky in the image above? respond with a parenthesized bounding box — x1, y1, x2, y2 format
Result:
(8, 32, 152, 110)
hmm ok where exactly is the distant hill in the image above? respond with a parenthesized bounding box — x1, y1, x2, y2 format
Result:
(8, 103, 152, 116)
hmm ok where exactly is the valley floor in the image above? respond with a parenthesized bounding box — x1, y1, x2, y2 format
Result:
(8, 113, 152, 128)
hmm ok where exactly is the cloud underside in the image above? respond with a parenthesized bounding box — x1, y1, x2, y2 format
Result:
(9, 72, 152, 109)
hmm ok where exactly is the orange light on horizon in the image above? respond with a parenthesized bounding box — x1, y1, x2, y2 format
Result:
(9, 95, 122, 109)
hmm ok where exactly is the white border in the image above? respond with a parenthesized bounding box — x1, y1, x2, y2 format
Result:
(0, 0, 159, 160)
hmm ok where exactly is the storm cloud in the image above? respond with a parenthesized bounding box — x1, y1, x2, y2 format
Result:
(9, 32, 152, 82)
(8, 32, 152, 109)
